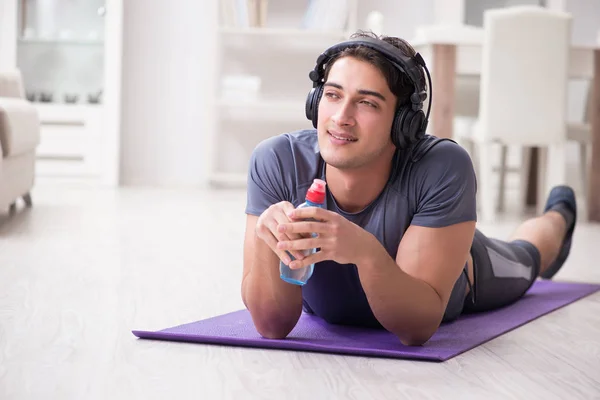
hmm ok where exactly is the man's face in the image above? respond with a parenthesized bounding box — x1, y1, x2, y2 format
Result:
(317, 56, 397, 170)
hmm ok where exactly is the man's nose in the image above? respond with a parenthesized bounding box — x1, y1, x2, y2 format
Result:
(332, 100, 355, 126)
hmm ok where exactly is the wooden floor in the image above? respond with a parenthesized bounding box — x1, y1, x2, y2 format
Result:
(0, 182, 598, 400)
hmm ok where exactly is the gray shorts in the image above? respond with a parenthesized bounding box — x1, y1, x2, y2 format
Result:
(465, 229, 541, 313)
(443, 229, 541, 322)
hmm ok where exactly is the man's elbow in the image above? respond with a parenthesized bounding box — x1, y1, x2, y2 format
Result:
(396, 332, 433, 347)
(389, 322, 440, 346)
(393, 295, 446, 346)
(245, 298, 302, 339)
(250, 309, 302, 339)
(253, 318, 295, 339)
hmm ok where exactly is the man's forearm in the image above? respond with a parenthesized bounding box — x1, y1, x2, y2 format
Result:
(356, 237, 445, 346)
(242, 242, 302, 338)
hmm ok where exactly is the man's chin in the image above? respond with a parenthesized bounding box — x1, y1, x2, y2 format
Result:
(320, 151, 360, 170)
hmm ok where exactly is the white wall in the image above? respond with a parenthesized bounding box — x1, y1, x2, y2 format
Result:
(566, 0, 600, 46)
(464, 0, 543, 26)
(0, 0, 17, 71)
(356, 0, 435, 39)
(119, 0, 218, 186)
(433, 0, 466, 25)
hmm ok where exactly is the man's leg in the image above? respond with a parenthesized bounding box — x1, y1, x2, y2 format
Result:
(464, 186, 577, 313)
(508, 209, 567, 277)
(508, 185, 576, 279)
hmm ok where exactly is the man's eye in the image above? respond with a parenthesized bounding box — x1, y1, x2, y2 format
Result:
(361, 100, 377, 108)
(324, 92, 339, 99)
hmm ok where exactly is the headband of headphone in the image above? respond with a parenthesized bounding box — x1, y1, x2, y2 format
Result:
(305, 36, 433, 148)
(309, 37, 426, 99)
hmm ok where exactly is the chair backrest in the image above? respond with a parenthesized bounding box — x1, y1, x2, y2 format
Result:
(477, 6, 572, 145)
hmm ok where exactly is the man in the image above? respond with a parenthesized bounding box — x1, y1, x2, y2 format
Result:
(241, 31, 577, 346)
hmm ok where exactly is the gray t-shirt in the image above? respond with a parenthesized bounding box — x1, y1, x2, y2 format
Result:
(245, 129, 477, 325)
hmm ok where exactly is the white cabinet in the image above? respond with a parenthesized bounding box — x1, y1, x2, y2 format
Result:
(208, 0, 359, 187)
(0, 0, 122, 186)
(34, 104, 104, 178)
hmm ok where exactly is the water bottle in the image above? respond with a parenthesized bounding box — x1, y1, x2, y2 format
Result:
(279, 178, 327, 286)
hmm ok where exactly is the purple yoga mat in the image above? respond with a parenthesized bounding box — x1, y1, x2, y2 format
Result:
(133, 280, 599, 362)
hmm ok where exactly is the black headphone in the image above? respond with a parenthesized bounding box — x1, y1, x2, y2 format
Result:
(305, 37, 433, 149)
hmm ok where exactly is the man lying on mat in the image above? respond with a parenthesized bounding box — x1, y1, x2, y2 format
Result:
(241, 30, 577, 346)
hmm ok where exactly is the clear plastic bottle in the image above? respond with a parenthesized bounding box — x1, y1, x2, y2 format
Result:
(279, 178, 327, 286)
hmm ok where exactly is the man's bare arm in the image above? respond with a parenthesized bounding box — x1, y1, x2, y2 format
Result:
(275, 207, 475, 345)
(242, 214, 302, 339)
(357, 221, 476, 345)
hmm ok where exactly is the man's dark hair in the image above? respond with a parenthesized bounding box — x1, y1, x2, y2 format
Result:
(322, 30, 426, 109)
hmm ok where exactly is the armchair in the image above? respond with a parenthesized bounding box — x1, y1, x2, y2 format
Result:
(0, 70, 40, 215)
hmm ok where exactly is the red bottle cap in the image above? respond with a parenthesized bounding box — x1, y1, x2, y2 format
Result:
(306, 179, 326, 204)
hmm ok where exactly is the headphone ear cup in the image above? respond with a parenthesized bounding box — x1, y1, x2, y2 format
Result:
(391, 107, 409, 148)
(305, 85, 324, 129)
(408, 110, 426, 143)
(305, 87, 316, 123)
(392, 107, 426, 149)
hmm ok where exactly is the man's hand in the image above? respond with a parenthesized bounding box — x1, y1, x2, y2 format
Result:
(255, 201, 310, 265)
(275, 207, 376, 269)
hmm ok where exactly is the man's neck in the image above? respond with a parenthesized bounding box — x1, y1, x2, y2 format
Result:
(325, 153, 395, 214)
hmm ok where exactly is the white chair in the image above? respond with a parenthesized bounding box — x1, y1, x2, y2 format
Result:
(458, 75, 592, 218)
(457, 6, 574, 222)
(453, 75, 480, 137)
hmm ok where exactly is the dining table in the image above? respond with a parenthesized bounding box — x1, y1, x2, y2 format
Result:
(411, 25, 600, 222)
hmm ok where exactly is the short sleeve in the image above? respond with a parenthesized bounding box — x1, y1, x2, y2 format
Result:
(410, 141, 477, 227)
(244, 136, 293, 216)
